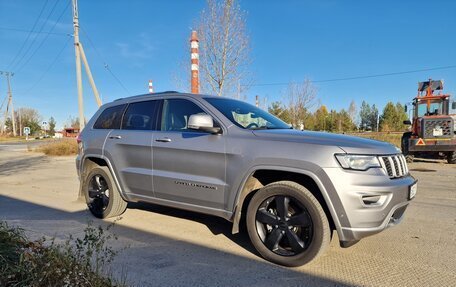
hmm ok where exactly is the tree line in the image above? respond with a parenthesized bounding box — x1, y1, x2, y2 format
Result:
(2, 108, 82, 137)
(267, 80, 409, 133)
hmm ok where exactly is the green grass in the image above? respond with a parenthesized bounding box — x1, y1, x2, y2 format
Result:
(0, 221, 126, 287)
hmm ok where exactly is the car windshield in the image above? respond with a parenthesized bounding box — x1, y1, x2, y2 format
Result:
(204, 97, 291, 130)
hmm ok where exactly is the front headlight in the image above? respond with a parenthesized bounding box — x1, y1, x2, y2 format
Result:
(335, 154, 381, 171)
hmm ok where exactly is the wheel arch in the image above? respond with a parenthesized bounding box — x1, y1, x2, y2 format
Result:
(231, 166, 343, 240)
(79, 154, 131, 202)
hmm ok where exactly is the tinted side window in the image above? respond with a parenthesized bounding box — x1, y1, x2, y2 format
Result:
(161, 99, 207, 131)
(93, 104, 126, 129)
(122, 100, 160, 130)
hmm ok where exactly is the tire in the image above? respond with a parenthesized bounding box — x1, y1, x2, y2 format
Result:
(246, 181, 330, 267)
(405, 154, 414, 163)
(401, 132, 414, 163)
(447, 151, 456, 164)
(83, 166, 127, 219)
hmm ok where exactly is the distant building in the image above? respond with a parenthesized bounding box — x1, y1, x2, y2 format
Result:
(63, 128, 80, 138)
(54, 131, 64, 139)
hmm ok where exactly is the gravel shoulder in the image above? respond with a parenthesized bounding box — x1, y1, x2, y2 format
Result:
(0, 150, 455, 286)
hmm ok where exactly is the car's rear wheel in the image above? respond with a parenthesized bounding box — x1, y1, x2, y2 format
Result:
(84, 166, 127, 218)
(246, 181, 330, 267)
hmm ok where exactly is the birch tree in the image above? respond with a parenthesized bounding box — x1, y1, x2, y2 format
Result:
(285, 79, 317, 128)
(197, 0, 250, 97)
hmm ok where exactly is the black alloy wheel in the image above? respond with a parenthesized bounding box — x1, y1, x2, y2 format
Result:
(255, 195, 313, 256)
(246, 181, 331, 267)
(87, 173, 110, 215)
(84, 166, 127, 219)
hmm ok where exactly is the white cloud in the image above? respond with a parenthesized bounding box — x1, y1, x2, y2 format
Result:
(116, 32, 156, 62)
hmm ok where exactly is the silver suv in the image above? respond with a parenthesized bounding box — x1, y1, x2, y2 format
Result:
(76, 92, 417, 266)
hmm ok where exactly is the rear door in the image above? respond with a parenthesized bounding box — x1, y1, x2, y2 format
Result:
(104, 99, 160, 198)
(152, 98, 227, 210)
(85, 104, 127, 160)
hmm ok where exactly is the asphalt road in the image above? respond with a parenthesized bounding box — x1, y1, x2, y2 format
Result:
(0, 139, 51, 152)
(0, 149, 455, 286)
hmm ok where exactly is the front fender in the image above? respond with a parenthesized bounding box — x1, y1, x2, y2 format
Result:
(230, 164, 348, 241)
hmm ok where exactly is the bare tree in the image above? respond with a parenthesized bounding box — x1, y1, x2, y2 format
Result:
(285, 79, 317, 128)
(65, 116, 80, 129)
(197, 0, 251, 97)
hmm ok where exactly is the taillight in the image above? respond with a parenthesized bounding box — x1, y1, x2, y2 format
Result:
(76, 134, 83, 154)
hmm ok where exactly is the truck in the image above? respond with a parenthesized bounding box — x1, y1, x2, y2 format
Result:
(402, 79, 456, 164)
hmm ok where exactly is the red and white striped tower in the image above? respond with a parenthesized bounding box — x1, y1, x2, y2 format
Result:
(190, 31, 199, 94)
(148, 80, 154, 93)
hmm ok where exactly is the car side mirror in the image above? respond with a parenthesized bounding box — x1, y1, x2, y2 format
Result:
(403, 120, 411, 125)
(404, 105, 407, 112)
(452, 102, 456, 110)
(188, 114, 221, 134)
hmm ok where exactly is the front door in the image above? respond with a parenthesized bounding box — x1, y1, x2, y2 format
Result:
(152, 98, 227, 210)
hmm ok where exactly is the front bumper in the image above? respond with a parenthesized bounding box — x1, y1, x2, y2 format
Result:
(322, 166, 416, 244)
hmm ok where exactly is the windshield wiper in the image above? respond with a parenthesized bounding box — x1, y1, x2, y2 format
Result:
(250, 126, 285, 130)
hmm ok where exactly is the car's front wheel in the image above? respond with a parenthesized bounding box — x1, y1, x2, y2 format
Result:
(83, 166, 127, 218)
(246, 181, 331, 267)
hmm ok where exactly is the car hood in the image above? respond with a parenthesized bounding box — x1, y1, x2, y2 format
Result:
(252, 129, 400, 155)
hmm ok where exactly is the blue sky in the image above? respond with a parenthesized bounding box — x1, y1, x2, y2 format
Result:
(1, 0, 455, 129)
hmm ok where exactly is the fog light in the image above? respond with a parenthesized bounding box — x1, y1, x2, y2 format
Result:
(362, 195, 381, 205)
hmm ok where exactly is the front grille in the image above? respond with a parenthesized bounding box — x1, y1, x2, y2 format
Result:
(422, 118, 454, 138)
(378, 155, 408, 178)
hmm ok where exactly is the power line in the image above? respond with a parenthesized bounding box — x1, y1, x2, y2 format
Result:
(0, 26, 70, 36)
(18, 38, 71, 96)
(248, 65, 456, 87)
(10, 0, 60, 72)
(14, 1, 71, 74)
(7, 0, 49, 69)
(0, 95, 7, 112)
(80, 26, 131, 94)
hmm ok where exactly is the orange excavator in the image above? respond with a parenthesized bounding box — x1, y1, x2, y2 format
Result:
(402, 79, 456, 164)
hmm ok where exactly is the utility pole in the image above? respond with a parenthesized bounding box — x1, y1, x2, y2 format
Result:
(0, 71, 17, 136)
(72, 0, 102, 131)
(18, 108, 22, 137)
(72, 0, 84, 130)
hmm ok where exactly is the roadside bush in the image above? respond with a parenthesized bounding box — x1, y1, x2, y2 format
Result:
(38, 139, 78, 156)
(0, 221, 126, 287)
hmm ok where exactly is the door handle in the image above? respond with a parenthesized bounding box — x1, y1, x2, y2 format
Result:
(155, 137, 171, 143)
(109, 135, 122, 139)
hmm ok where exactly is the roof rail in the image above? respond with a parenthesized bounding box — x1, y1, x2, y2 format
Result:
(114, 91, 181, 101)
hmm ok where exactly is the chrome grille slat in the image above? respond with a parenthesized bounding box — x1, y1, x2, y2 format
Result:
(400, 155, 408, 173)
(387, 157, 397, 177)
(380, 154, 409, 179)
(394, 156, 403, 175)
